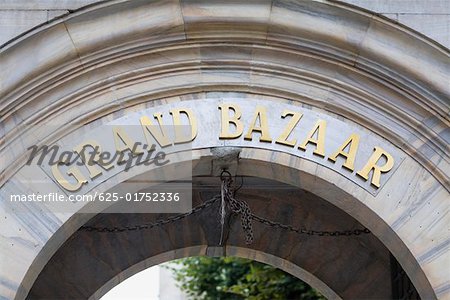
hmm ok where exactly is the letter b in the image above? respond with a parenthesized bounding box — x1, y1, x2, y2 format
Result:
(218, 104, 243, 139)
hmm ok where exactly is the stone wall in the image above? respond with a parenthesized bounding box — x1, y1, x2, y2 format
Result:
(1, 1, 448, 299)
(0, 0, 449, 48)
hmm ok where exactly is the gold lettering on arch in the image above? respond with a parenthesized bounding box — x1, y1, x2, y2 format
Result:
(50, 102, 397, 192)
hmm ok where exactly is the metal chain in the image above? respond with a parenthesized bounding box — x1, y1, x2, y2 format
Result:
(80, 195, 220, 233)
(80, 172, 370, 241)
(221, 172, 254, 244)
(251, 214, 370, 236)
(220, 173, 369, 242)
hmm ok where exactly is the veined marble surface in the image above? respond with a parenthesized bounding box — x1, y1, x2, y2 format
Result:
(0, 1, 448, 299)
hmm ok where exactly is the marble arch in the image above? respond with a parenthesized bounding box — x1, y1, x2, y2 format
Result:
(0, 0, 448, 299)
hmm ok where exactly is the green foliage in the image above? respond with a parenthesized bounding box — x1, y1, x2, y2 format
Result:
(168, 256, 325, 300)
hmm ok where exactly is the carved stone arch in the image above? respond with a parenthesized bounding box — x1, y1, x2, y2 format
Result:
(0, 0, 448, 299)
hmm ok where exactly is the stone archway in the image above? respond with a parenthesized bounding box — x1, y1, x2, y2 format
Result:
(0, 1, 448, 299)
(22, 149, 396, 299)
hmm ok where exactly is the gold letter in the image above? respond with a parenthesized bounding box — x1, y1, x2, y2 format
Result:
(73, 139, 114, 179)
(140, 113, 171, 147)
(52, 163, 87, 192)
(170, 108, 198, 144)
(276, 110, 302, 147)
(113, 126, 144, 155)
(244, 105, 272, 142)
(298, 120, 327, 157)
(357, 146, 394, 188)
(328, 133, 360, 171)
(218, 104, 243, 139)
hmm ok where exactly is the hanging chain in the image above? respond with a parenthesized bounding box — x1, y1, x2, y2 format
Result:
(80, 171, 370, 242)
(221, 170, 254, 244)
(80, 195, 220, 233)
(251, 214, 370, 236)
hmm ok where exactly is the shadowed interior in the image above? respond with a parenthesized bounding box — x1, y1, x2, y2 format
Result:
(28, 176, 394, 299)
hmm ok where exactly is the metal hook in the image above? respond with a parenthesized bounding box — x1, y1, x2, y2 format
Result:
(220, 169, 232, 181)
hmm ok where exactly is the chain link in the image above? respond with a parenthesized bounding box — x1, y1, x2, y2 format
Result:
(80, 195, 220, 233)
(250, 214, 370, 236)
(222, 174, 254, 244)
(80, 173, 370, 241)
